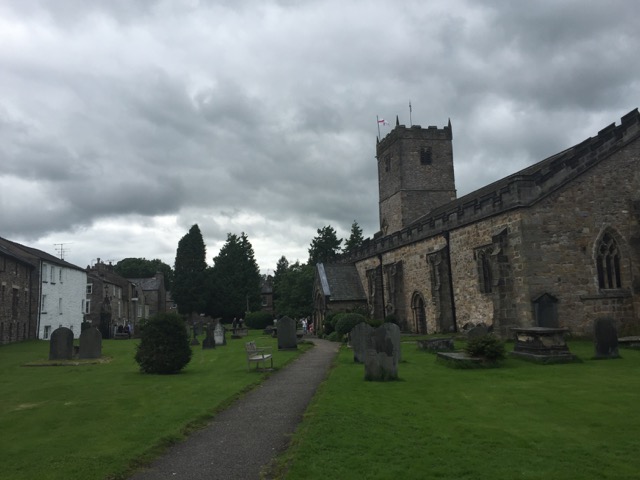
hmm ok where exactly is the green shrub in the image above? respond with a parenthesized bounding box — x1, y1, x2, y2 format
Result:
(327, 331, 341, 342)
(135, 313, 192, 374)
(245, 311, 273, 330)
(323, 313, 339, 335)
(464, 335, 506, 361)
(335, 313, 367, 337)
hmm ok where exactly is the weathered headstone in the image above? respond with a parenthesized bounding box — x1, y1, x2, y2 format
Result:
(351, 322, 374, 363)
(364, 323, 401, 381)
(202, 324, 216, 349)
(214, 322, 226, 346)
(190, 322, 200, 346)
(594, 318, 620, 359)
(382, 322, 402, 364)
(49, 327, 74, 360)
(417, 337, 455, 352)
(466, 324, 489, 339)
(78, 327, 102, 359)
(277, 316, 297, 350)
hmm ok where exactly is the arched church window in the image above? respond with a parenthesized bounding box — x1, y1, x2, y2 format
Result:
(596, 232, 622, 289)
(475, 248, 492, 294)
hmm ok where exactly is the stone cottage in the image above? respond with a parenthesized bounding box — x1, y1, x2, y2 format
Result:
(313, 109, 640, 337)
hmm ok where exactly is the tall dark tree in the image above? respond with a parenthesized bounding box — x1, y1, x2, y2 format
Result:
(114, 258, 174, 291)
(343, 220, 364, 255)
(308, 225, 342, 265)
(207, 232, 262, 319)
(173, 224, 207, 315)
(273, 261, 314, 318)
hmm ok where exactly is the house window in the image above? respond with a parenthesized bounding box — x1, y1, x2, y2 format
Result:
(59, 269, 63, 283)
(81, 299, 85, 313)
(85, 300, 91, 314)
(58, 298, 63, 315)
(597, 232, 622, 289)
(43, 325, 51, 339)
(42, 294, 47, 313)
(86, 284, 93, 295)
(42, 265, 48, 282)
(50, 266, 55, 283)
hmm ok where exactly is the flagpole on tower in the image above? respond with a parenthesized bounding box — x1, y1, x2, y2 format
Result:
(409, 100, 412, 127)
(376, 115, 381, 139)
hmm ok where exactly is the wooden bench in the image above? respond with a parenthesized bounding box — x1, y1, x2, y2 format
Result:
(245, 341, 273, 371)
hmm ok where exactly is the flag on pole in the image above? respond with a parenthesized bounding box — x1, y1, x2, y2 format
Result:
(377, 118, 389, 126)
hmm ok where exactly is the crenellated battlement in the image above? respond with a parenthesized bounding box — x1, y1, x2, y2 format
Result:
(377, 120, 452, 155)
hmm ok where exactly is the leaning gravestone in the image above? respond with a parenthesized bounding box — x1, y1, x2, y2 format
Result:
(79, 327, 102, 359)
(594, 318, 620, 359)
(49, 327, 74, 360)
(351, 322, 374, 363)
(364, 323, 401, 381)
(277, 316, 297, 350)
(213, 322, 226, 346)
(202, 324, 216, 349)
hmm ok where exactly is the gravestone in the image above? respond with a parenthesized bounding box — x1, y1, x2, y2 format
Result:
(213, 322, 226, 346)
(190, 323, 200, 346)
(277, 316, 297, 350)
(364, 323, 401, 381)
(594, 318, 620, 359)
(49, 327, 74, 360)
(466, 324, 489, 339)
(382, 322, 402, 363)
(202, 324, 216, 349)
(533, 293, 559, 328)
(351, 322, 374, 363)
(78, 327, 102, 359)
(417, 337, 455, 352)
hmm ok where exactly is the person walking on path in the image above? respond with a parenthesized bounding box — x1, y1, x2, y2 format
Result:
(130, 338, 339, 480)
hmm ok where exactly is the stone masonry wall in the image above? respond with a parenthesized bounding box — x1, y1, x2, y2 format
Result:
(518, 138, 640, 336)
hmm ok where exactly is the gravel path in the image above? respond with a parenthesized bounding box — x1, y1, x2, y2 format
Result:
(129, 338, 339, 480)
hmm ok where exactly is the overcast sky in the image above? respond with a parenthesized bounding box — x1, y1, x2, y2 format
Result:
(1, 0, 639, 274)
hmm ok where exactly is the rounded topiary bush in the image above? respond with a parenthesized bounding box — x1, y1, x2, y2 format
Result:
(323, 313, 339, 335)
(245, 311, 273, 330)
(335, 313, 367, 337)
(464, 334, 506, 362)
(135, 313, 192, 374)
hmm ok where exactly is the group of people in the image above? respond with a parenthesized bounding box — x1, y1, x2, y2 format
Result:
(300, 317, 314, 335)
(231, 317, 244, 334)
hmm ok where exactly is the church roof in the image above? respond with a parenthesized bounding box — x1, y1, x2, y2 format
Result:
(317, 263, 367, 301)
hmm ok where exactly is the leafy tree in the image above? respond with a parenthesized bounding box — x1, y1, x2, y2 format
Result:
(207, 232, 262, 319)
(134, 312, 192, 374)
(114, 258, 174, 291)
(308, 225, 342, 265)
(273, 261, 314, 318)
(343, 220, 364, 255)
(173, 224, 207, 315)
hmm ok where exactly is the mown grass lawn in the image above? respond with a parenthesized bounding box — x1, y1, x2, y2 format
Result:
(0, 332, 303, 480)
(276, 339, 640, 480)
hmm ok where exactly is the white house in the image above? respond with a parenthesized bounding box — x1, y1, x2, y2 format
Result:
(14, 244, 88, 339)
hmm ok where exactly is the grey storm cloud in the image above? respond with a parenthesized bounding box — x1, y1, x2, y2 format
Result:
(1, 0, 640, 270)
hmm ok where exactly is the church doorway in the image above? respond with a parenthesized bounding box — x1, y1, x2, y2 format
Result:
(412, 293, 427, 334)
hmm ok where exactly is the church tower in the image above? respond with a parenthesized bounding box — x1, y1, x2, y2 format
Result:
(377, 118, 456, 235)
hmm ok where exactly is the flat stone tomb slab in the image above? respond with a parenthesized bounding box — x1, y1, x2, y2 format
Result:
(510, 327, 577, 363)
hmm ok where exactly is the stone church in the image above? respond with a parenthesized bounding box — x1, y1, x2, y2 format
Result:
(313, 108, 640, 337)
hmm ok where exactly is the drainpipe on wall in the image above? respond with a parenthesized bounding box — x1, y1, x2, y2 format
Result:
(377, 254, 386, 318)
(443, 231, 458, 333)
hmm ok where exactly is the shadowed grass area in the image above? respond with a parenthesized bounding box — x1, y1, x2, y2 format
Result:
(275, 339, 640, 480)
(0, 333, 307, 480)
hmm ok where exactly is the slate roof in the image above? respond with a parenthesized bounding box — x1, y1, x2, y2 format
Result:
(128, 276, 163, 291)
(317, 263, 366, 301)
(0, 236, 84, 271)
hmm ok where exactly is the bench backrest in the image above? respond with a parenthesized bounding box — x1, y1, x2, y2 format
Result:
(245, 341, 257, 354)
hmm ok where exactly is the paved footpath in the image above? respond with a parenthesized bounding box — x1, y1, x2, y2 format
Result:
(130, 338, 339, 480)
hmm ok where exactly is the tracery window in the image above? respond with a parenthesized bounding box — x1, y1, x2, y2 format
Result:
(596, 232, 622, 289)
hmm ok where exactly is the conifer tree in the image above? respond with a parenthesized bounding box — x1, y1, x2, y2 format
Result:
(173, 224, 207, 315)
(343, 220, 364, 254)
(308, 225, 342, 265)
